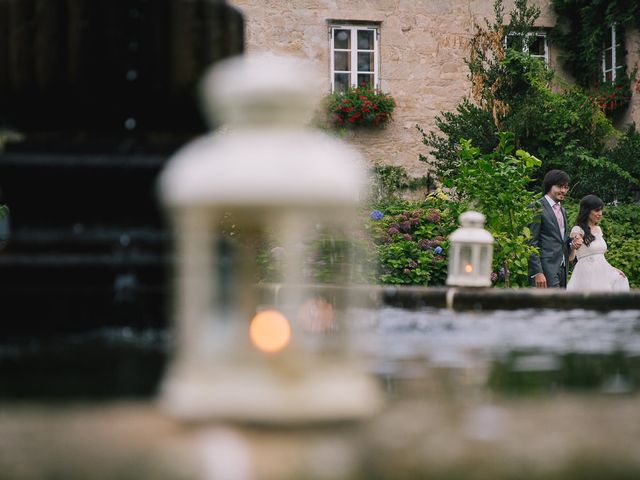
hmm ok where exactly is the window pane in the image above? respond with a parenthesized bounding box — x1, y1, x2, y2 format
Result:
(505, 34, 515, 49)
(334, 51, 350, 72)
(616, 45, 625, 67)
(334, 73, 350, 92)
(357, 30, 374, 50)
(604, 27, 613, 49)
(357, 74, 373, 89)
(334, 29, 351, 49)
(357, 52, 373, 72)
(506, 33, 525, 51)
(529, 36, 546, 56)
(604, 52, 612, 71)
(460, 245, 473, 275)
(605, 70, 613, 82)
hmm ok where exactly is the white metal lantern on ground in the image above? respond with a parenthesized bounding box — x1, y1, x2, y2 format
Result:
(158, 53, 382, 424)
(446, 211, 494, 287)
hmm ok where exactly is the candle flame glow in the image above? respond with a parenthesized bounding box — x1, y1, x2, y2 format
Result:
(249, 310, 291, 353)
(464, 263, 473, 273)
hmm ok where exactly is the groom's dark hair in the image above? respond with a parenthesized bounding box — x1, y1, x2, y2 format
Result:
(542, 169, 570, 194)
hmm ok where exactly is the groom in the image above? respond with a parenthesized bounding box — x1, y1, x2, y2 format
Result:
(527, 169, 572, 288)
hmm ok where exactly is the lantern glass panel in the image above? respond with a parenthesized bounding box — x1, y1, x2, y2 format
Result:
(459, 244, 474, 275)
(264, 215, 364, 357)
(479, 245, 491, 275)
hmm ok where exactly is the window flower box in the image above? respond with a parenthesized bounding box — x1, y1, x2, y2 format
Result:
(325, 86, 395, 129)
(590, 75, 632, 115)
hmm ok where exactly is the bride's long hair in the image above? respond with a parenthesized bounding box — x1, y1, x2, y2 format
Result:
(574, 194, 604, 246)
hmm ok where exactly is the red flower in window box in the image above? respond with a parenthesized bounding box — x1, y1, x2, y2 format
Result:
(589, 74, 633, 116)
(325, 85, 395, 129)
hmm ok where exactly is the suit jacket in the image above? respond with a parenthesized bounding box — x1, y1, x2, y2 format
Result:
(527, 197, 570, 287)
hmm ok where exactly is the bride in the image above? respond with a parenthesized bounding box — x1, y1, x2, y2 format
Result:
(567, 195, 629, 292)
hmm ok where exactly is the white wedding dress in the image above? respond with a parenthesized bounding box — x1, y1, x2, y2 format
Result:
(567, 226, 629, 292)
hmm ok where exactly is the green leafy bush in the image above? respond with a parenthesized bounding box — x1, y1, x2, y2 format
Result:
(446, 133, 542, 287)
(369, 163, 433, 203)
(550, 0, 640, 88)
(367, 193, 457, 285)
(600, 126, 640, 202)
(257, 225, 377, 285)
(370, 164, 410, 202)
(419, 0, 638, 204)
(605, 238, 640, 289)
(417, 99, 497, 181)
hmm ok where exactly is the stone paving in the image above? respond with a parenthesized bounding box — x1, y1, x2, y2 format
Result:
(1, 392, 640, 479)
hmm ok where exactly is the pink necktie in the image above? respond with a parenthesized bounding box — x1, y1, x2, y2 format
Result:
(553, 203, 564, 234)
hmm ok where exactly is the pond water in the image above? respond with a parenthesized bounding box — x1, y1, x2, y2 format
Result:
(2, 307, 639, 399)
(367, 307, 640, 397)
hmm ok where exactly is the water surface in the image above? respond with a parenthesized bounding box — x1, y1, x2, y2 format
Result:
(2, 307, 639, 399)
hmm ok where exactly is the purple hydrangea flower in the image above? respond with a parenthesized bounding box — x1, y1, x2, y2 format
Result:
(399, 220, 412, 232)
(418, 239, 430, 250)
(403, 233, 412, 241)
(369, 209, 384, 221)
(407, 260, 417, 269)
(426, 208, 441, 223)
(434, 246, 443, 254)
(387, 227, 400, 235)
(490, 272, 498, 283)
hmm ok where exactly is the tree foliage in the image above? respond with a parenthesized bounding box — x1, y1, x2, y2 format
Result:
(550, 0, 640, 87)
(445, 133, 542, 286)
(419, 0, 639, 202)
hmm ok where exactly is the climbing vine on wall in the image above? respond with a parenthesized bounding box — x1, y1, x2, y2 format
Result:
(550, 0, 640, 114)
(551, 0, 640, 85)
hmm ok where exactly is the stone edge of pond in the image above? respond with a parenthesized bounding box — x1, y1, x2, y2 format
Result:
(381, 286, 640, 311)
(257, 284, 640, 311)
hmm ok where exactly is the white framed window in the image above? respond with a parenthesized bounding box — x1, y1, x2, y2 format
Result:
(330, 24, 379, 92)
(505, 31, 549, 64)
(602, 24, 624, 82)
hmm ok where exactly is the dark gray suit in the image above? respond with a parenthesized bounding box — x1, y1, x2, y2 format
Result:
(527, 197, 570, 288)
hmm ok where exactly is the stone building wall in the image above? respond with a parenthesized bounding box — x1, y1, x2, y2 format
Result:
(228, 0, 639, 177)
(619, 28, 640, 129)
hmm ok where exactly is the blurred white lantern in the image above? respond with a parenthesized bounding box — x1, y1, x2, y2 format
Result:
(446, 211, 494, 287)
(158, 53, 382, 424)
